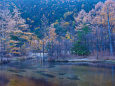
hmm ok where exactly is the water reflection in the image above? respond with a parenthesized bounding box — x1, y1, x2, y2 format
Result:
(0, 61, 115, 86)
(112, 66, 114, 86)
(8, 77, 53, 86)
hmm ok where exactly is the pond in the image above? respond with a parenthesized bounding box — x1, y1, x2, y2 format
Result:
(0, 60, 115, 86)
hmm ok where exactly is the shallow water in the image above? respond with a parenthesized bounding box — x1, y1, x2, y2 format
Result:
(0, 60, 115, 86)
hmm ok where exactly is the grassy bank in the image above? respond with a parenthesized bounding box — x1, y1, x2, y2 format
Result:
(47, 55, 115, 63)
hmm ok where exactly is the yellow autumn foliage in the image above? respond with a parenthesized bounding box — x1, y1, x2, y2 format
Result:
(65, 32, 70, 39)
(13, 30, 23, 34)
(19, 25, 26, 28)
(11, 47, 20, 50)
(11, 52, 21, 54)
(54, 21, 59, 25)
(21, 35, 29, 40)
(24, 32, 33, 35)
(9, 40, 19, 43)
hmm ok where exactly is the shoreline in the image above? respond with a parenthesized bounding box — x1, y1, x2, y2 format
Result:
(0, 56, 115, 65)
(50, 59, 115, 64)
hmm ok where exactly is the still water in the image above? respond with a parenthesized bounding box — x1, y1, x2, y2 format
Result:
(0, 60, 115, 86)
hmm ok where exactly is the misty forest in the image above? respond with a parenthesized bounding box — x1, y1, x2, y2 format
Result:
(0, 0, 115, 86)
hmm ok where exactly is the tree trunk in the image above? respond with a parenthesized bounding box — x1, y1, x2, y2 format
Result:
(107, 7, 113, 56)
(42, 40, 44, 62)
(96, 26, 99, 59)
